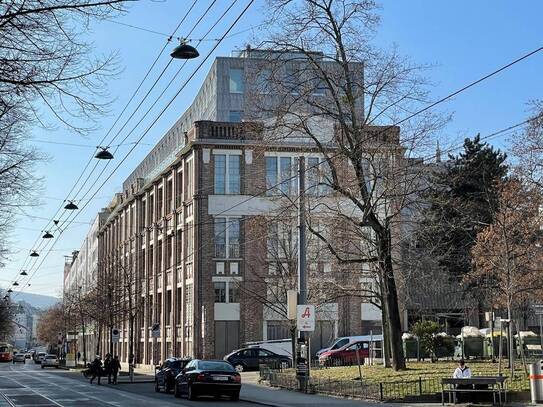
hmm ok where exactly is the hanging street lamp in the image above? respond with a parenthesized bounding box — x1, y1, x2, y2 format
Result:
(42, 231, 54, 239)
(64, 201, 78, 210)
(30, 251, 39, 257)
(171, 40, 199, 59)
(95, 147, 114, 160)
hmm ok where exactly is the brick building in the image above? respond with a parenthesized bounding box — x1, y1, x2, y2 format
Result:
(92, 49, 402, 366)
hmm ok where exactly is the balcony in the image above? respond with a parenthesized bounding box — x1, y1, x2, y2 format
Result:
(214, 243, 226, 258)
(229, 243, 240, 258)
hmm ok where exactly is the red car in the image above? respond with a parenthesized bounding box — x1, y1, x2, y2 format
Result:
(318, 340, 369, 366)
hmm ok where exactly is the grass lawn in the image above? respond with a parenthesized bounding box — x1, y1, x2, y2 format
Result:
(310, 360, 527, 384)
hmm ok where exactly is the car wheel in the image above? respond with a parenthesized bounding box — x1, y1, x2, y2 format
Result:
(188, 384, 197, 400)
(234, 363, 244, 373)
(154, 379, 160, 392)
(231, 391, 240, 401)
(174, 383, 181, 398)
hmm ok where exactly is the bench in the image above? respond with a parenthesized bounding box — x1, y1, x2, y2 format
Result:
(441, 376, 507, 405)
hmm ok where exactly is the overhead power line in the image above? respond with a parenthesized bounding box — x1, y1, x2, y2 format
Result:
(13, 0, 256, 297)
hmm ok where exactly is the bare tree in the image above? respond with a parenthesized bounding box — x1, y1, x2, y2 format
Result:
(246, 0, 444, 370)
(512, 101, 543, 189)
(0, 0, 135, 134)
(0, 296, 16, 341)
(468, 179, 543, 375)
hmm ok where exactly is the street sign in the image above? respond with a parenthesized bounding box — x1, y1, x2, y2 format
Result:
(151, 323, 160, 338)
(534, 305, 543, 315)
(111, 328, 120, 343)
(296, 305, 315, 332)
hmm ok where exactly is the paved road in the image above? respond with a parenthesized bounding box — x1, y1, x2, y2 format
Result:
(0, 360, 256, 407)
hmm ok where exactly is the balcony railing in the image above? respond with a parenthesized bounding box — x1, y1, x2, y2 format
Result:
(214, 243, 226, 258)
(229, 243, 240, 258)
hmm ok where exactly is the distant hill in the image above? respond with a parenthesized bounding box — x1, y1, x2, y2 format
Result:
(1, 291, 60, 310)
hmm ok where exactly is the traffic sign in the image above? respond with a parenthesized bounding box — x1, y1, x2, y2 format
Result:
(151, 323, 160, 338)
(296, 305, 315, 332)
(111, 328, 120, 343)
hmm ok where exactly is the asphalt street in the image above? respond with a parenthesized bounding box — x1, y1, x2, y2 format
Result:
(0, 360, 258, 407)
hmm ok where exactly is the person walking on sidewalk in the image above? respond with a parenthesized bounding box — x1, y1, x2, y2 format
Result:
(89, 356, 103, 385)
(104, 354, 112, 384)
(111, 356, 121, 385)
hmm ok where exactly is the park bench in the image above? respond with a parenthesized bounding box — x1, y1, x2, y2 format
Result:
(441, 376, 507, 405)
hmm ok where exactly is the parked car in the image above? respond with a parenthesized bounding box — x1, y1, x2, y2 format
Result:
(34, 352, 46, 364)
(174, 359, 241, 401)
(12, 353, 26, 364)
(154, 357, 191, 393)
(316, 335, 383, 357)
(318, 340, 370, 366)
(224, 347, 291, 372)
(41, 354, 59, 368)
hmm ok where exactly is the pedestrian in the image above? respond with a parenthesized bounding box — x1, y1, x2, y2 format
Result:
(111, 355, 121, 384)
(89, 356, 103, 385)
(104, 353, 112, 384)
(77, 351, 81, 364)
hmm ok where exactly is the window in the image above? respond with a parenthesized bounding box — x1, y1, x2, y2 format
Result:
(307, 157, 332, 195)
(175, 170, 183, 207)
(214, 155, 226, 194)
(214, 154, 240, 194)
(267, 321, 290, 340)
(214, 282, 226, 303)
(228, 156, 240, 194)
(229, 110, 243, 122)
(256, 69, 271, 94)
(229, 283, 239, 303)
(285, 66, 300, 95)
(265, 156, 297, 196)
(229, 68, 244, 93)
(214, 218, 240, 258)
(258, 349, 273, 357)
(157, 187, 163, 218)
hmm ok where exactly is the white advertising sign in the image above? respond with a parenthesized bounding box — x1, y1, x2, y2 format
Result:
(296, 305, 315, 332)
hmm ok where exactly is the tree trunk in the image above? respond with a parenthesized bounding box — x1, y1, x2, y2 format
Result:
(380, 291, 391, 367)
(379, 228, 406, 371)
(81, 316, 87, 365)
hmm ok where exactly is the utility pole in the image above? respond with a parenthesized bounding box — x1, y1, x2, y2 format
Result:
(297, 156, 308, 391)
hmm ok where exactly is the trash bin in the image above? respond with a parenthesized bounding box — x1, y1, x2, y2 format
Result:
(403, 337, 419, 360)
(462, 337, 484, 359)
(435, 335, 455, 359)
(529, 361, 543, 403)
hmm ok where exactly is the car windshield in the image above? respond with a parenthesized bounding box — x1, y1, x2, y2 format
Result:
(170, 360, 187, 369)
(198, 361, 234, 371)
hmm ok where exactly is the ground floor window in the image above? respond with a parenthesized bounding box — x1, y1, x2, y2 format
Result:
(267, 321, 291, 340)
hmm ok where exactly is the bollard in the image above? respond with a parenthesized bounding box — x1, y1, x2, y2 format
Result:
(529, 361, 543, 404)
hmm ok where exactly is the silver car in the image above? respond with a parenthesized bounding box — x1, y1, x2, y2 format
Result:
(41, 354, 59, 369)
(12, 353, 25, 364)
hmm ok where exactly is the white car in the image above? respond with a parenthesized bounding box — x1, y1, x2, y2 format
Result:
(41, 354, 59, 368)
(12, 353, 26, 364)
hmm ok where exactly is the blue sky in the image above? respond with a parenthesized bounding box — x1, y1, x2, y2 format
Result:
(2, 0, 542, 297)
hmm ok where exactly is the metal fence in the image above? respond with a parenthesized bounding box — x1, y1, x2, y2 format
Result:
(260, 367, 530, 401)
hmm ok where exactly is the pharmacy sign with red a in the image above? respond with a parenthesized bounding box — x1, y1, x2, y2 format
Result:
(297, 305, 315, 332)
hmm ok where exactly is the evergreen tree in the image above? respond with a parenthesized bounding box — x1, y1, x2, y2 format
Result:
(418, 135, 508, 283)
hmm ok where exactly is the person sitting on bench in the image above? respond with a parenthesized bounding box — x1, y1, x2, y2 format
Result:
(453, 359, 472, 379)
(453, 359, 472, 402)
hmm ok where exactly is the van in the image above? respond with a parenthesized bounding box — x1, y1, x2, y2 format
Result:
(316, 335, 383, 357)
